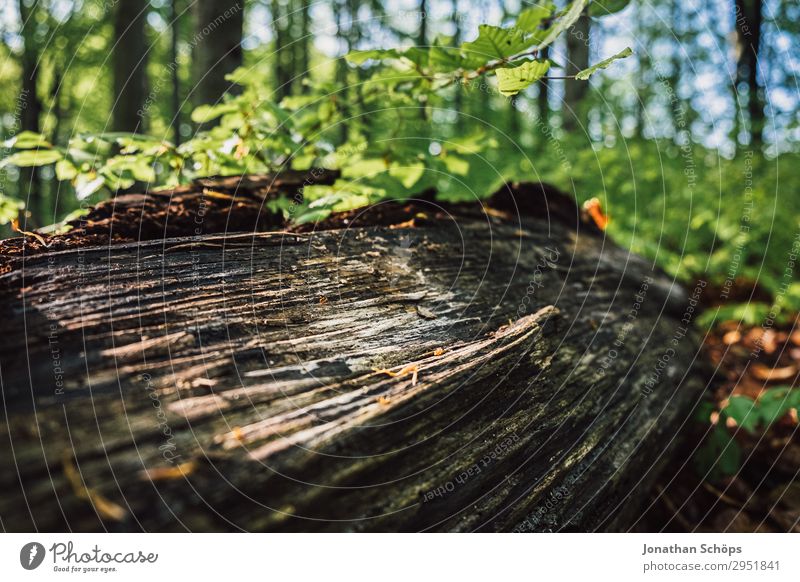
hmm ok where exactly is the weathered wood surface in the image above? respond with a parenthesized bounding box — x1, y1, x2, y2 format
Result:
(0, 187, 702, 532)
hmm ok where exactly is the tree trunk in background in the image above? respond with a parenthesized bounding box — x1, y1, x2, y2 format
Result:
(295, 0, 311, 88)
(418, 0, 428, 47)
(17, 0, 43, 227)
(734, 0, 764, 147)
(112, 0, 149, 133)
(537, 46, 550, 133)
(334, 0, 363, 143)
(418, 0, 429, 120)
(451, 0, 462, 114)
(271, 0, 292, 100)
(170, 0, 182, 145)
(192, 0, 243, 115)
(563, 9, 590, 133)
(667, 0, 682, 142)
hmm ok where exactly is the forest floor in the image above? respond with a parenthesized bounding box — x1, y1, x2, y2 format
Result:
(639, 317, 800, 532)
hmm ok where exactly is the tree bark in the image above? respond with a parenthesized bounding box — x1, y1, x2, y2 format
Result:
(563, 9, 591, 133)
(271, 0, 292, 100)
(17, 0, 44, 227)
(192, 0, 244, 119)
(0, 180, 702, 532)
(734, 0, 764, 147)
(112, 0, 149, 133)
(537, 46, 550, 132)
(170, 0, 183, 146)
(296, 0, 311, 88)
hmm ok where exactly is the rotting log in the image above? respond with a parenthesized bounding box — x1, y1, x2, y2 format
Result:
(0, 179, 703, 532)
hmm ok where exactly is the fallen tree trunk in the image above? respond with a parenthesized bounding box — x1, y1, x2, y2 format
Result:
(0, 179, 702, 532)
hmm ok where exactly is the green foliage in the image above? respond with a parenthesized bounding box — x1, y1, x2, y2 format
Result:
(0, 194, 23, 225)
(695, 387, 800, 480)
(0, 149, 63, 168)
(536, 0, 589, 49)
(0, 1, 630, 226)
(588, 0, 632, 17)
(694, 422, 742, 481)
(515, 3, 556, 33)
(496, 60, 551, 97)
(725, 388, 800, 434)
(461, 25, 533, 62)
(575, 47, 633, 80)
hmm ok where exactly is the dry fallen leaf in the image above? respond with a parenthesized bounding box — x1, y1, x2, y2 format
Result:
(750, 362, 797, 382)
(63, 451, 127, 522)
(11, 218, 50, 247)
(142, 460, 198, 481)
(583, 198, 609, 230)
(389, 218, 415, 229)
(722, 330, 742, 345)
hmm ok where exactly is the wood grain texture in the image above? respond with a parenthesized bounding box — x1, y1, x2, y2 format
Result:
(0, 198, 702, 532)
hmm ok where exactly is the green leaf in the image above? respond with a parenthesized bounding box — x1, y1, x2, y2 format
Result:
(4, 131, 51, 149)
(495, 60, 551, 96)
(756, 387, 799, 429)
(515, 2, 555, 33)
(401, 47, 432, 68)
(694, 424, 741, 480)
(224, 66, 256, 86)
(447, 132, 496, 155)
(190, 102, 239, 123)
(693, 401, 716, 423)
(428, 45, 469, 73)
(389, 162, 425, 189)
(0, 149, 62, 168)
(461, 25, 532, 65)
(103, 156, 157, 183)
(724, 395, 759, 433)
(294, 208, 331, 225)
(342, 157, 387, 179)
(55, 159, 78, 181)
(0, 194, 24, 225)
(589, 0, 632, 17)
(74, 174, 105, 199)
(575, 47, 633, 80)
(346, 49, 402, 65)
(441, 154, 470, 175)
(537, 0, 590, 50)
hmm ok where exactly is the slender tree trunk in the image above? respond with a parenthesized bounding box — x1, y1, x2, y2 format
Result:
(451, 0, 462, 115)
(418, 0, 429, 120)
(192, 0, 243, 114)
(334, 0, 362, 142)
(563, 9, 590, 133)
(734, 0, 764, 147)
(297, 0, 311, 87)
(537, 46, 550, 132)
(418, 0, 428, 47)
(50, 66, 65, 219)
(112, 0, 149, 133)
(17, 0, 43, 227)
(667, 0, 683, 142)
(170, 0, 182, 145)
(271, 0, 291, 100)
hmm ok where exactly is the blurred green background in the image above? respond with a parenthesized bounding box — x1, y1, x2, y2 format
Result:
(0, 0, 798, 314)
